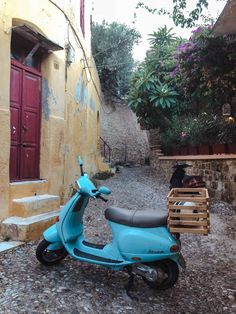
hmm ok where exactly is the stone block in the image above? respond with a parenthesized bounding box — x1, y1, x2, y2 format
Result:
(0, 210, 59, 241)
(211, 181, 217, 189)
(0, 241, 24, 252)
(10, 180, 49, 199)
(10, 194, 60, 217)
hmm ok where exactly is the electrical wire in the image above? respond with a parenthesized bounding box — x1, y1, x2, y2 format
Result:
(48, 0, 102, 103)
(48, 0, 125, 114)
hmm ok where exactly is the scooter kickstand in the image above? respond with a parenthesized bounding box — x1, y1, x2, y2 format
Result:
(125, 267, 138, 301)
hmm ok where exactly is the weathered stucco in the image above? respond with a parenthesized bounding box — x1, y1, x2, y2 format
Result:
(0, 0, 108, 221)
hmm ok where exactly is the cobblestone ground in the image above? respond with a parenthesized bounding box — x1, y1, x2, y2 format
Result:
(0, 166, 236, 314)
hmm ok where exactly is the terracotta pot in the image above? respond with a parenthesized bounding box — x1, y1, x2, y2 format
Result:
(181, 147, 189, 155)
(188, 146, 199, 155)
(227, 143, 236, 154)
(211, 144, 226, 155)
(198, 145, 211, 155)
(173, 149, 181, 156)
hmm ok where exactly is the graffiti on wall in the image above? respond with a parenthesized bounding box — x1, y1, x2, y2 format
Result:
(75, 74, 96, 112)
(42, 78, 58, 120)
(75, 75, 87, 108)
(89, 97, 95, 112)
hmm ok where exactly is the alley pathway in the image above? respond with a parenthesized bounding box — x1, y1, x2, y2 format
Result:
(0, 166, 235, 314)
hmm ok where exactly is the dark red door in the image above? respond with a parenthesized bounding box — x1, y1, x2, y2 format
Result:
(10, 60, 41, 181)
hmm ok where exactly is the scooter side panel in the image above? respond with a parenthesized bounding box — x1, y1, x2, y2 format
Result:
(109, 221, 179, 262)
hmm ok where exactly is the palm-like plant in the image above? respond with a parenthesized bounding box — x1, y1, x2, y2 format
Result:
(148, 26, 177, 48)
(149, 81, 179, 109)
(127, 25, 182, 129)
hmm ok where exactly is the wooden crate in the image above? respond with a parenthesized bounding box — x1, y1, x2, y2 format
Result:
(167, 188, 210, 235)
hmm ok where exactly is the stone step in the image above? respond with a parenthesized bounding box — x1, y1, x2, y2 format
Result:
(0, 241, 24, 252)
(150, 145, 161, 150)
(150, 140, 160, 144)
(0, 210, 59, 241)
(10, 180, 49, 199)
(10, 194, 60, 217)
(155, 150, 163, 154)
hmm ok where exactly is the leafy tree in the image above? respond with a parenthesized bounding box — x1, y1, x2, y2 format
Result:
(91, 21, 140, 99)
(136, 0, 224, 28)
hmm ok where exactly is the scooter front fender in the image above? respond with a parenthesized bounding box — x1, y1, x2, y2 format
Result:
(43, 224, 60, 242)
(43, 224, 63, 250)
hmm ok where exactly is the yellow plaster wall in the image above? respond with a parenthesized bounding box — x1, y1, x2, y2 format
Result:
(0, 0, 108, 219)
(0, 0, 11, 220)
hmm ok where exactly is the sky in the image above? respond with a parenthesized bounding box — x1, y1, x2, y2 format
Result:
(92, 0, 227, 61)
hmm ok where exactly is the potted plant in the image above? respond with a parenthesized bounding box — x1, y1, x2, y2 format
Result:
(211, 143, 226, 154)
(227, 143, 236, 154)
(218, 119, 236, 154)
(194, 113, 228, 155)
(188, 146, 199, 155)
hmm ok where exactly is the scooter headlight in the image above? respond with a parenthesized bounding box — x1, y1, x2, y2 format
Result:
(75, 181, 81, 190)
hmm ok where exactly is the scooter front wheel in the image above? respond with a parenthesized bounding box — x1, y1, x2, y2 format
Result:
(142, 259, 179, 290)
(36, 239, 68, 266)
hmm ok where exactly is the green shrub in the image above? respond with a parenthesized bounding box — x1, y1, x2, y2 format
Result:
(93, 171, 114, 180)
(160, 113, 231, 154)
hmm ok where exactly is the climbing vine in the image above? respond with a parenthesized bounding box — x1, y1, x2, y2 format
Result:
(136, 0, 225, 28)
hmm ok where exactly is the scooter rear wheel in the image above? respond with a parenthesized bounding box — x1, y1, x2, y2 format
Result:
(142, 259, 179, 290)
(36, 239, 68, 266)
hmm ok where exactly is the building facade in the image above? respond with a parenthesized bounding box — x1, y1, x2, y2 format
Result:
(0, 0, 108, 240)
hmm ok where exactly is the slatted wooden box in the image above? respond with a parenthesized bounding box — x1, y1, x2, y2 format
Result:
(167, 188, 210, 235)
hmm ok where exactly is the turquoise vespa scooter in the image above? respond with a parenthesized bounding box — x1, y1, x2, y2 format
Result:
(36, 156, 186, 292)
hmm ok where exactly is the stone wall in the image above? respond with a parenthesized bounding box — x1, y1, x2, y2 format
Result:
(100, 99, 149, 165)
(151, 155, 236, 207)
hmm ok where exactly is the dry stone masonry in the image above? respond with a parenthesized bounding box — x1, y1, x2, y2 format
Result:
(100, 99, 149, 165)
(151, 156, 236, 208)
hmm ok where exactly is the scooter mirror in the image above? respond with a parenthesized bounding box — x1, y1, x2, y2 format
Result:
(77, 155, 83, 166)
(99, 186, 111, 195)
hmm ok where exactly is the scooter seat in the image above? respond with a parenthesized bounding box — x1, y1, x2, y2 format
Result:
(105, 207, 167, 228)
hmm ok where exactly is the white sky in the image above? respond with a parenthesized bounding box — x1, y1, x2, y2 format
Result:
(92, 0, 227, 61)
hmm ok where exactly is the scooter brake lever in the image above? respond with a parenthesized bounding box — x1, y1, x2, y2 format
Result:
(97, 195, 108, 202)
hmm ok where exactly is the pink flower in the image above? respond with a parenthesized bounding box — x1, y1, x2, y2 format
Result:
(181, 131, 188, 138)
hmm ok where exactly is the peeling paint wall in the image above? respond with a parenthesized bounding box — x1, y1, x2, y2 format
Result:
(0, 0, 108, 220)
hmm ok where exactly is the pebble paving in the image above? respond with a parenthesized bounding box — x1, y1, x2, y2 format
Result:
(0, 166, 235, 314)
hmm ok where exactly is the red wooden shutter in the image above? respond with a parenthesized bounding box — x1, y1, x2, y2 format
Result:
(80, 0, 85, 37)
